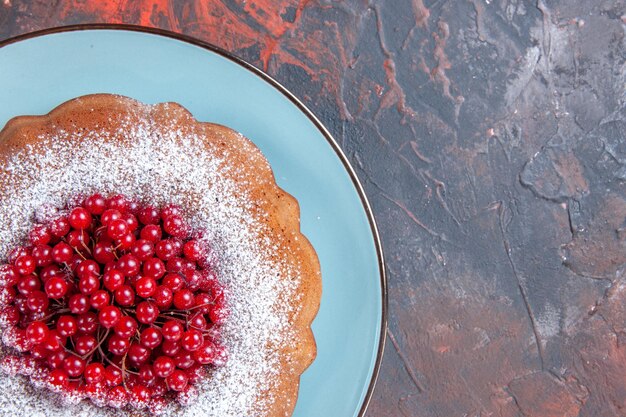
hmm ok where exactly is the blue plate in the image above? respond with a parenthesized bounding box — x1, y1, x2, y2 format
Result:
(0, 25, 386, 417)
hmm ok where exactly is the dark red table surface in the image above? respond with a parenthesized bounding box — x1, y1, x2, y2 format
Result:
(2, 1, 626, 416)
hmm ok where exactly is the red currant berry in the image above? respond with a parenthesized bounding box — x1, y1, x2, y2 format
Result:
(9, 249, 30, 267)
(129, 201, 141, 215)
(66, 229, 89, 249)
(79, 274, 100, 295)
(84, 362, 105, 384)
(117, 254, 140, 277)
(151, 378, 168, 397)
(181, 259, 196, 272)
(100, 209, 122, 226)
(51, 242, 73, 263)
(122, 213, 139, 232)
(104, 365, 123, 387)
(47, 350, 67, 369)
(115, 232, 136, 250)
(0, 264, 19, 286)
(213, 344, 228, 366)
(160, 205, 182, 220)
(93, 241, 116, 264)
(138, 206, 160, 225)
(31, 343, 51, 359)
(75, 334, 97, 355)
(173, 289, 195, 310)
(26, 321, 49, 344)
(162, 340, 181, 357)
(56, 315, 78, 337)
(153, 356, 175, 378)
(103, 260, 117, 273)
(209, 302, 228, 325)
(140, 327, 162, 349)
(135, 276, 157, 298)
(41, 329, 66, 351)
(90, 290, 111, 310)
(172, 238, 185, 254)
(77, 312, 98, 334)
(0, 286, 15, 304)
(107, 219, 128, 240)
(138, 364, 156, 386)
(63, 355, 86, 377)
(106, 194, 129, 212)
(69, 207, 92, 229)
(197, 253, 213, 269)
(183, 240, 204, 261)
(184, 270, 203, 291)
(0, 306, 19, 327)
(49, 369, 69, 388)
(131, 240, 154, 261)
(114, 315, 137, 338)
(108, 385, 128, 407)
(26, 310, 46, 323)
(98, 305, 121, 328)
(188, 312, 208, 331)
(154, 285, 173, 309)
(140, 224, 162, 242)
(166, 370, 188, 391)
(10, 328, 33, 350)
(165, 257, 185, 273)
(155, 240, 177, 261)
(84, 193, 106, 215)
(194, 292, 213, 314)
(15, 255, 36, 275)
(193, 341, 216, 365)
(164, 215, 189, 239)
(50, 217, 70, 238)
(83, 383, 104, 400)
(39, 264, 62, 282)
(131, 384, 151, 403)
(162, 320, 184, 342)
(31, 244, 53, 267)
(181, 330, 203, 352)
(114, 285, 135, 306)
(143, 258, 165, 279)
(68, 293, 90, 314)
(174, 352, 195, 369)
(76, 259, 99, 280)
(136, 301, 159, 324)
(17, 275, 41, 295)
(107, 334, 131, 356)
(128, 343, 151, 365)
(29, 224, 51, 246)
(68, 256, 84, 275)
(163, 273, 184, 291)
(44, 276, 69, 299)
(14, 294, 29, 314)
(26, 290, 49, 312)
(103, 269, 124, 291)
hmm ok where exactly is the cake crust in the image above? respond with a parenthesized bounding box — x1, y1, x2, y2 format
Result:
(0, 94, 321, 416)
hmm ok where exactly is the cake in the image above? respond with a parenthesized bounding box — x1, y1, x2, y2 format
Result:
(0, 94, 321, 416)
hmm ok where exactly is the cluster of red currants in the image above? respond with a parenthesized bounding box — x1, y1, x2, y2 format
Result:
(0, 193, 227, 411)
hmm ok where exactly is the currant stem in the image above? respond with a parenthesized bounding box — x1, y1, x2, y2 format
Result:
(121, 353, 128, 391)
(81, 327, 110, 359)
(79, 236, 92, 256)
(185, 302, 213, 312)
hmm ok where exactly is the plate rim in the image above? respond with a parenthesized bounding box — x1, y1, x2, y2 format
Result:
(0, 23, 388, 417)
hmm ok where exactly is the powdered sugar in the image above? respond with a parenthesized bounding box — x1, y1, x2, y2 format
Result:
(0, 105, 300, 416)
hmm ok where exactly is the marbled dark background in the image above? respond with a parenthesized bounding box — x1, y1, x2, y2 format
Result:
(1, 1, 625, 416)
